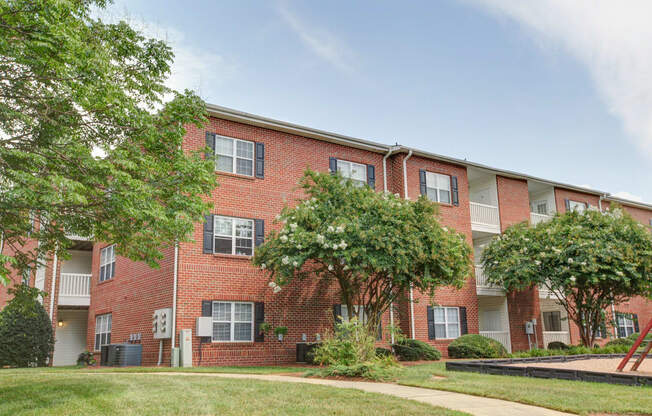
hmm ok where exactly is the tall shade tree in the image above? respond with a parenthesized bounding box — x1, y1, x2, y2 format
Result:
(482, 207, 652, 347)
(252, 170, 472, 332)
(0, 0, 217, 283)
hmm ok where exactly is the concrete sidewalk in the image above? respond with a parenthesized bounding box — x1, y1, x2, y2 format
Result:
(142, 372, 573, 416)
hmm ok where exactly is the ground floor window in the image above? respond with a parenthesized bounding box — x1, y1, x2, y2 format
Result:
(94, 313, 112, 351)
(616, 313, 636, 338)
(212, 301, 253, 342)
(339, 304, 368, 324)
(542, 311, 562, 332)
(434, 307, 460, 339)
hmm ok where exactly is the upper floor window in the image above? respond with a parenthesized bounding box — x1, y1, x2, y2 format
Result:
(215, 136, 254, 176)
(531, 200, 548, 215)
(21, 267, 31, 286)
(568, 200, 586, 213)
(337, 160, 367, 187)
(214, 216, 254, 256)
(94, 313, 112, 351)
(212, 301, 253, 342)
(99, 245, 115, 282)
(425, 172, 451, 204)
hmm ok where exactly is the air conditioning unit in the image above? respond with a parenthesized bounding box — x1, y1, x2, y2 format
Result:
(102, 344, 142, 366)
(196, 317, 212, 337)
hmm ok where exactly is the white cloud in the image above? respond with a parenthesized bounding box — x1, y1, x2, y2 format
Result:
(277, 2, 356, 74)
(94, 7, 236, 101)
(611, 191, 644, 203)
(463, 0, 652, 159)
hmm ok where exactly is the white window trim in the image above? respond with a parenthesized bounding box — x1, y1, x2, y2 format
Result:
(617, 314, 635, 338)
(568, 200, 587, 212)
(433, 306, 460, 340)
(531, 200, 548, 215)
(336, 159, 367, 186)
(425, 171, 452, 204)
(213, 215, 254, 256)
(211, 301, 254, 343)
(99, 244, 116, 282)
(94, 313, 112, 351)
(214, 135, 254, 176)
(340, 304, 368, 324)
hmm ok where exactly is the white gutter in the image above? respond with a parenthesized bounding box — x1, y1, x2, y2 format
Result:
(170, 242, 179, 358)
(49, 248, 58, 321)
(401, 149, 416, 339)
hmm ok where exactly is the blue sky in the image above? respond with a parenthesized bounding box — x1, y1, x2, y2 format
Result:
(102, 0, 652, 203)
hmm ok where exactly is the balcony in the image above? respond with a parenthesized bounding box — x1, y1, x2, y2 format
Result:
(470, 202, 501, 234)
(475, 266, 504, 296)
(542, 331, 570, 348)
(58, 273, 91, 306)
(530, 212, 552, 226)
(479, 331, 512, 353)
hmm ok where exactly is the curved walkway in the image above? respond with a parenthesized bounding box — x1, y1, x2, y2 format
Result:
(124, 372, 573, 416)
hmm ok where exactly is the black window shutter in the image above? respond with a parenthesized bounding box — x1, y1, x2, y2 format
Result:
(329, 157, 338, 175)
(564, 199, 571, 211)
(427, 306, 435, 340)
(203, 215, 214, 254)
(649, 219, 652, 227)
(459, 307, 468, 335)
(333, 304, 342, 324)
(633, 314, 639, 333)
(254, 302, 265, 342)
(205, 132, 215, 160)
(255, 219, 264, 247)
(366, 164, 376, 189)
(255, 142, 265, 179)
(377, 312, 382, 341)
(419, 169, 427, 195)
(451, 176, 459, 206)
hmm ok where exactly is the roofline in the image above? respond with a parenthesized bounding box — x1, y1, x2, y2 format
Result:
(205, 103, 650, 206)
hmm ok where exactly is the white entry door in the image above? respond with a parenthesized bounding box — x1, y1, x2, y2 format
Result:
(52, 310, 88, 366)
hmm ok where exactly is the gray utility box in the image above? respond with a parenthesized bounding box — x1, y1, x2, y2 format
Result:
(101, 344, 142, 366)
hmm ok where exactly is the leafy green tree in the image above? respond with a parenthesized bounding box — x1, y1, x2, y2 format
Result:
(0, 284, 54, 367)
(482, 207, 652, 346)
(253, 170, 472, 332)
(0, 0, 217, 284)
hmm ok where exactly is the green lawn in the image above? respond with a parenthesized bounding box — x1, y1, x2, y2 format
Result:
(0, 372, 466, 416)
(0, 365, 306, 375)
(398, 362, 652, 416)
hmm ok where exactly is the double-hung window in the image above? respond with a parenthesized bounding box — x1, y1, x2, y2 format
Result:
(99, 245, 115, 282)
(531, 201, 548, 215)
(433, 306, 460, 339)
(339, 304, 368, 324)
(542, 311, 562, 332)
(215, 135, 254, 176)
(425, 172, 451, 204)
(21, 267, 31, 286)
(212, 301, 253, 342)
(568, 200, 586, 213)
(94, 313, 112, 350)
(616, 313, 636, 338)
(214, 216, 254, 256)
(337, 160, 367, 187)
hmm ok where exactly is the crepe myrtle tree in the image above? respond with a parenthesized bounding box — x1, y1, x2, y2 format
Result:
(482, 206, 652, 347)
(0, 0, 217, 284)
(252, 169, 472, 333)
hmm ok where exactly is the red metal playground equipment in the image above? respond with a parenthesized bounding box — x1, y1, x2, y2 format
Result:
(617, 318, 652, 372)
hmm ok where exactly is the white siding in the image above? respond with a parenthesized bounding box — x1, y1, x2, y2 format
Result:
(52, 310, 88, 366)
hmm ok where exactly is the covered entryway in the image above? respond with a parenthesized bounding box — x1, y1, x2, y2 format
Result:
(52, 309, 88, 366)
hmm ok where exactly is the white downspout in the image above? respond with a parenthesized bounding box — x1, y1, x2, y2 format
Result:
(49, 247, 58, 321)
(383, 146, 400, 344)
(402, 149, 416, 339)
(170, 242, 179, 361)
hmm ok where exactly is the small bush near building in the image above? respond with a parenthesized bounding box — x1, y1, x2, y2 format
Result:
(510, 344, 631, 358)
(547, 341, 569, 350)
(605, 337, 633, 347)
(448, 334, 508, 359)
(392, 339, 442, 361)
(0, 285, 54, 367)
(77, 350, 97, 366)
(375, 347, 393, 357)
(307, 319, 401, 381)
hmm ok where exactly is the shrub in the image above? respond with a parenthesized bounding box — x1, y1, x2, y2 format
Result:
(77, 350, 97, 366)
(392, 339, 441, 361)
(546, 341, 569, 350)
(605, 337, 633, 347)
(0, 285, 54, 367)
(448, 334, 508, 359)
(375, 347, 392, 357)
(510, 344, 630, 358)
(309, 318, 401, 380)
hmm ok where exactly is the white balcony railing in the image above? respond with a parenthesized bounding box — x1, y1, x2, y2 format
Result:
(480, 331, 512, 353)
(470, 202, 500, 232)
(59, 273, 91, 306)
(475, 266, 504, 295)
(530, 212, 553, 226)
(542, 331, 570, 347)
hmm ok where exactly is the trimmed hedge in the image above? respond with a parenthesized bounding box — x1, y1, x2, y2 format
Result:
(391, 339, 441, 361)
(448, 334, 508, 359)
(546, 341, 569, 350)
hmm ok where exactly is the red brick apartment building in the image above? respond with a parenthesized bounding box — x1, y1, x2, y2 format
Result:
(2, 104, 651, 366)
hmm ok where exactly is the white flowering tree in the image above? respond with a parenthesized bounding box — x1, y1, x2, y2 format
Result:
(482, 206, 652, 346)
(252, 170, 472, 333)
